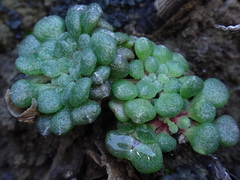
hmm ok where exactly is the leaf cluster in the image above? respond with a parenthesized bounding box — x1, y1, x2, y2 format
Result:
(7, 3, 240, 174)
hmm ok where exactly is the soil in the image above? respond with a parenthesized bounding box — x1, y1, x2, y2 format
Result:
(0, 0, 240, 180)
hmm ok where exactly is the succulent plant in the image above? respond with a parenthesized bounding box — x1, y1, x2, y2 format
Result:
(6, 3, 240, 174)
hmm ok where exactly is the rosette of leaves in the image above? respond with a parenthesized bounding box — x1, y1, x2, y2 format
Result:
(8, 3, 118, 135)
(7, 3, 240, 174)
(105, 122, 176, 174)
(107, 14, 239, 172)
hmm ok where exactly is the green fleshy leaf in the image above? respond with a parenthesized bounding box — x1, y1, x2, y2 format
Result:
(61, 82, 75, 105)
(109, 53, 129, 79)
(71, 100, 101, 125)
(188, 99, 216, 124)
(58, 57, 71, 72)
(73, 51, 82, 63)
(152, 45, 172, 64)
(148, 73, 157, 80)
(213, 115, 240, 146)
(124, 98, 156, 124)
(81, 3, 103, 34)
(134, 37, 154, 61)
(105, 130, 136, 159)
(136, 78, 158, 99)
(144, 56, 160, 73)
(153, 80, 163, 93)
(37, 88, 63, 114)
(166, 60, 185, 78)
(156, 133, 177, 152)
(69, 63, 81, 81)
(163, 78, 182, 93)
(184, 123, 220, 155)
(91, 31, 117, 65)
(121, 35, 137, 49)
(171, 53, 189, 71)
(133, 124, 156, 144)
(18, 35, 41, 56)
(179, 75, 204, 98)
(105, 130, 163, 174)
(194, 78, 229, 108)
(51, 73, 73, 87)
(15, 54, 42, 75)
(116, 47, 135, 61)
(176, 116, 191, 129)
(167, 121, 178, 134)
(109, 100, 130, 122)
(69, 77, 92, 107)
(157, 74, 169, 84)
(92, 27, 115, 38)
(78, 33, 91, 49)
(37, 40, 57, 60)
(50, 108, 73, 135)
(129, 142, 163, 174)
(129, 60, 145, 80)
(65, 5, 86, 38)
(41, 60, 62, 77)
(97, 18, 114, 31)
(10, 79, 37, 108)
(79, 48, 97, 76)
(114, 32, 129, 45)
(155, 93, 183, 117)
(91, 66, 111, 85)
(33, 15, 65, 42)
(112, 79, 138, 101)
(117, 121, 136, 133)
(156, 64, 168, 75)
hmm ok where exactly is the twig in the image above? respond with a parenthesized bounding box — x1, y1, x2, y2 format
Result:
(214, 24, 240, 32)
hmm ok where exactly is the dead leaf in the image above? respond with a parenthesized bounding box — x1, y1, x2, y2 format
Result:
(5, 89, 41, 123)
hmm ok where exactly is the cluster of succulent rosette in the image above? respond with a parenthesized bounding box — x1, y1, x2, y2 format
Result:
(7, 3, 240, 174)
